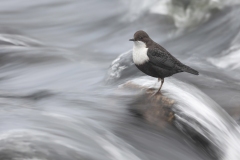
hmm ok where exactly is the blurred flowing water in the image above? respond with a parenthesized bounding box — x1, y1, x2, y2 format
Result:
(0, 0, 240, 160)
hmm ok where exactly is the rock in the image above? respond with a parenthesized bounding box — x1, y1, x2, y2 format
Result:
(119, 76, 240, 160)
(121, 80, 175, 127)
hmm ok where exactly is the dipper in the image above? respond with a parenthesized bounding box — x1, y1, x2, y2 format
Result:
(130, 30, 199, 93)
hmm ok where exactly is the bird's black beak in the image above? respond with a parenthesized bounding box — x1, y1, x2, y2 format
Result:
(129, 39, 135, 41)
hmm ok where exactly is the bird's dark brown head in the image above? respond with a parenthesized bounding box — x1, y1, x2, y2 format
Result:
(129, 30, 151, 44)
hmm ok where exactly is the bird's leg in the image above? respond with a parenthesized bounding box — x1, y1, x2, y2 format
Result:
(156, 78, 164, 93)
(150, 78, 164, 97)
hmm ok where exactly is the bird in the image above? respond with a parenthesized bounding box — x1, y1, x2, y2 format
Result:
(129, 30, 199, 94)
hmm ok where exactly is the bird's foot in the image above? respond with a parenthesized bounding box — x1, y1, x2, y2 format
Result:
(149, 90, 162, 99)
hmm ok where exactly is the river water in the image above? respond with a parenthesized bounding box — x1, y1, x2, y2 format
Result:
(0, 0, 240, 160)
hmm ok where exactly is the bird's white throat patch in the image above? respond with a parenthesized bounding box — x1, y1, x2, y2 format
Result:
(132, 41, 149, 65)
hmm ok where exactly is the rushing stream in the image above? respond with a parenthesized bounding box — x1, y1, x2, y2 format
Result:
(0, 0, 240, 160)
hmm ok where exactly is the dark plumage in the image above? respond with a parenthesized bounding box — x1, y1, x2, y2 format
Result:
(130, 30, 199, 93)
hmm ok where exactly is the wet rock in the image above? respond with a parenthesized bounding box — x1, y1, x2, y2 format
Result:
(120, 76, 240, 159)
(121, 78, 217, 158)
(121, 80, 175, 127)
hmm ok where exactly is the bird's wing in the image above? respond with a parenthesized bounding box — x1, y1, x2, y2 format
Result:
(147, 48, 183, 71)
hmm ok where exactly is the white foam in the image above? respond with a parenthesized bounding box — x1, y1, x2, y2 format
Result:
(122, 0, 240, 29)
(120, 0, 158, 21)
(107, 50, 133, 81)
(208, 45, 240, 70)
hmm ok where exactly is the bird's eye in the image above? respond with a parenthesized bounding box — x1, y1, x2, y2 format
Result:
(140, 37, 143, 39)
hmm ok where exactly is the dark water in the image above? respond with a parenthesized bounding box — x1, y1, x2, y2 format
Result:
(0, 0, 240, 160)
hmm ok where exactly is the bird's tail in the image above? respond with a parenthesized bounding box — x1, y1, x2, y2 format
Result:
(182, 65, 199, 75)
